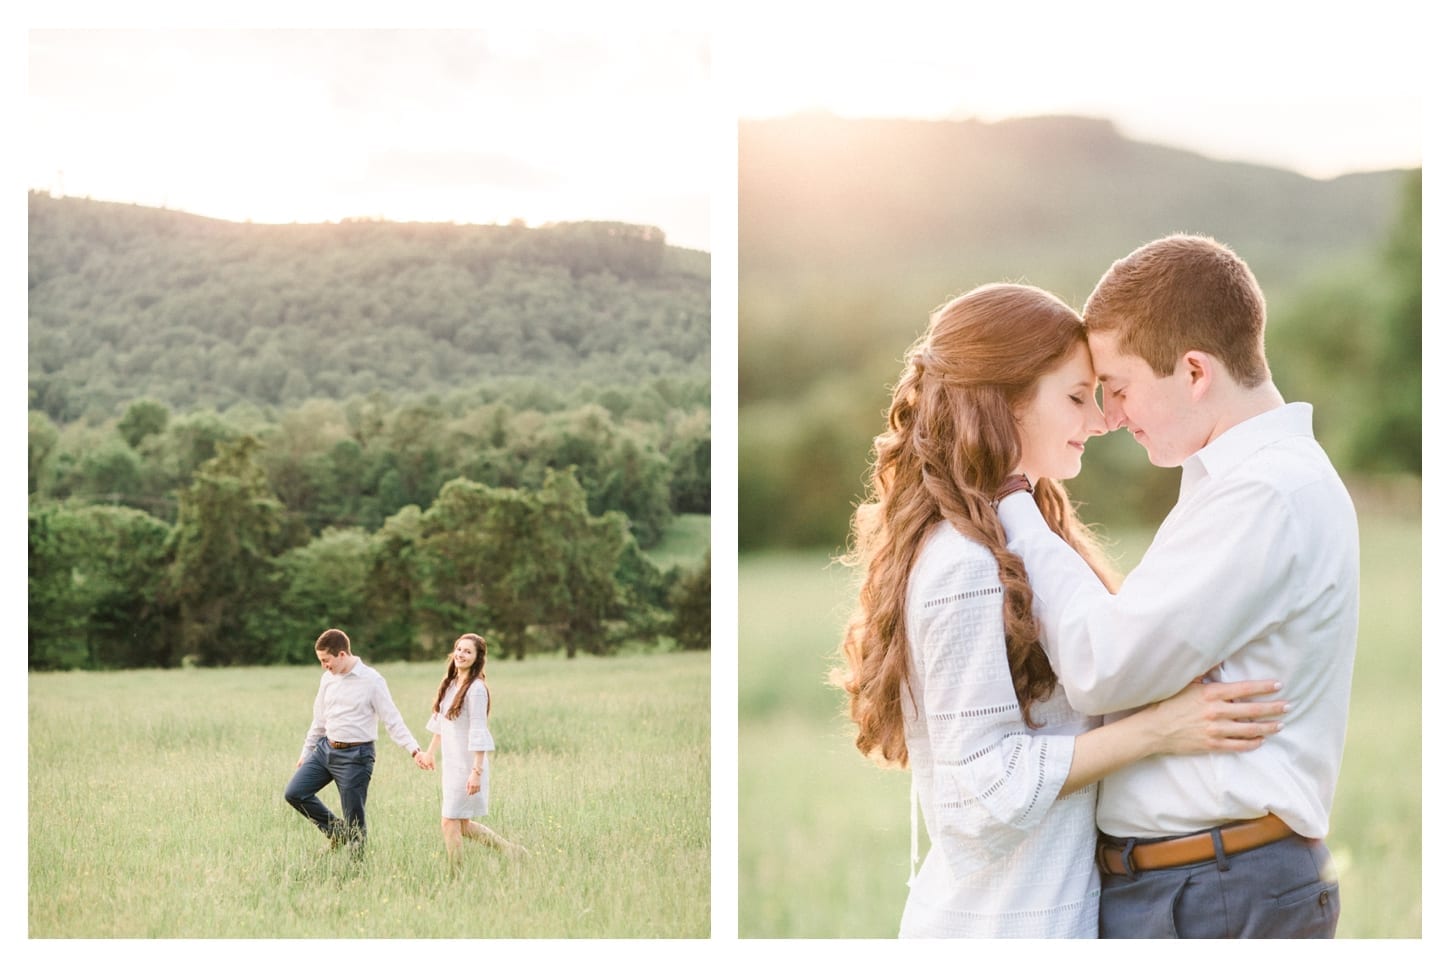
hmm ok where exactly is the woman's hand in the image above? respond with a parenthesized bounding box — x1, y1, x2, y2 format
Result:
(1143, 678, 1288, 756)
(466, 768, 482, 795)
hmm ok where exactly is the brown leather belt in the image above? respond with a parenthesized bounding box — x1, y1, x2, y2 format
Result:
(1097, 814, 1296, 876)
(328, 739, 372, 749)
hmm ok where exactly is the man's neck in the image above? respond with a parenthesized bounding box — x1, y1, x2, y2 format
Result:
(1203, 380, 1285, 448)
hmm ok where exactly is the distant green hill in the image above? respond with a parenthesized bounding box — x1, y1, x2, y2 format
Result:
(738, 114, 1419, 548)
(740, 113, 1408, 405)
(28, 193, 710, 421)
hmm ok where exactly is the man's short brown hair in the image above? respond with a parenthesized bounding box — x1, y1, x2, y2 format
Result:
(1083, 234, 1270, 387)
(315, 628, 351, 655)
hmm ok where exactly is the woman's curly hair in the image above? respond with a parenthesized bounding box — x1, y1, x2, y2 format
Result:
(833, 283, 1116, 767)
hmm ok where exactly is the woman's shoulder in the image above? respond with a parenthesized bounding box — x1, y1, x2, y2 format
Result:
(909, 521, 1002, 603)
(917, 519, 998, 571)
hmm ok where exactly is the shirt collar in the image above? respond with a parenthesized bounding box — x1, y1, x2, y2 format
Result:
(332, 657, 365, 678)
(1180, 402, 1314, 493)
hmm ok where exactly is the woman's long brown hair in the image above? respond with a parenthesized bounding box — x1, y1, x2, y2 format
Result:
(833, 283, 1116, 767)
(433, 633, 491, 720)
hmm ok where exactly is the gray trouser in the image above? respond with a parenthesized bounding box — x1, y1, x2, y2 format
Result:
(1098, 832, 1340, 938)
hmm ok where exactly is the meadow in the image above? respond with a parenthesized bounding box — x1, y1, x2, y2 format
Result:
(738, 504, 1422, 938)
(29, 649, 709, 938)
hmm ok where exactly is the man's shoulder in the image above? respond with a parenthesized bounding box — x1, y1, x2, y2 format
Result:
(1224, 435, 1353, 511)
(350, 659, 384, 682)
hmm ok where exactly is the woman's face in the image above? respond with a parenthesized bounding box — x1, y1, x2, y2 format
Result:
(1015, 341, 1107, 483)
(452, 639, 478, 672)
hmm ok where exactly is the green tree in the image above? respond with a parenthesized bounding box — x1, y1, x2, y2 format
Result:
(535, 471, 631, 657)
(362, 505, 427, 660)
(665, 409, 711, 513)
(670, 552, 710, 651)
(28, 410, 59, 494)
(416, 470, 633, 660)
(418, 479, 531, 658)
(164, 435, 304, 665)
(1351, 169, 1421, 473)
(139, 410, 242, 515)
(275, 527, 376, 663)
(28, 503, 175, 669)
(28, 503, 89, 669)
(117, 398, 170, 449)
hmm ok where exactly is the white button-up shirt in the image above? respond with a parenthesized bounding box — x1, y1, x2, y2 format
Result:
(998, 402, 1358, 838)
(299, 658, 420, 761)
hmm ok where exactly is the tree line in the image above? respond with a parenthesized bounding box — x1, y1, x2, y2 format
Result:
(27, 197, 712, 671)
(28, 193, 709, 422)
(29, 383, 710, 672)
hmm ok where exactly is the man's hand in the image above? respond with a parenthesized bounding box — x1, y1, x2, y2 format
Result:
(414, 750, 435, 771)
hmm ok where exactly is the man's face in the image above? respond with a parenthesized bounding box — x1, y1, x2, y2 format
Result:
(316, 648, 351, 675)
(1088, 330, 1200, 468)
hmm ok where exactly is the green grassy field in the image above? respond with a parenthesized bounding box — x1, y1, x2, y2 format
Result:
(738, 509, 1421, 938)
(29, 650, 709, 938)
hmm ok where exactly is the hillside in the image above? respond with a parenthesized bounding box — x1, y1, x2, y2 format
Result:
(27, 193, 710, 421)
(742, 113, 1401, 289)
(737, 113, 1420, 547)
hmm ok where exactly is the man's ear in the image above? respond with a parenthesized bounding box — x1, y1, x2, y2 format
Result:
(1182, 351, 1214, 402)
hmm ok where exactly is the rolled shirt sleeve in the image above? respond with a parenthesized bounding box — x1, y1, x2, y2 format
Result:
(370, 673, 420, 753)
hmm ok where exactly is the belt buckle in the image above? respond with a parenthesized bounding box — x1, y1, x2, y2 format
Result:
(1117, 837, 1139, 880)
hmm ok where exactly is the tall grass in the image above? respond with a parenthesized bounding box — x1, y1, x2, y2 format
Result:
(29, 651, 708, 938)
(738, 509, 1421, 938)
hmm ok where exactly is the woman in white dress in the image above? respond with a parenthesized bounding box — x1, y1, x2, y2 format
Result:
(834, 283, 1286, 938)
(421, 633, 525, 866)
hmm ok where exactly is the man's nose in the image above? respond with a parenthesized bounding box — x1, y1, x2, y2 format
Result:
(1102, 396, 1126, 430)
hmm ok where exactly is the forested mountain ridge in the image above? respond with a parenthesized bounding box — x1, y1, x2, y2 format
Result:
(738, 113, 1420, 548)
(741, 114, 1406, 304)
(28, 192, 710, 421)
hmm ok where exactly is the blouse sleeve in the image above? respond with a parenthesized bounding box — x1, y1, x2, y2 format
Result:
(911, 539, 1076, 881)
(466, 681, 495, 752)
(425, 706, 441, 735)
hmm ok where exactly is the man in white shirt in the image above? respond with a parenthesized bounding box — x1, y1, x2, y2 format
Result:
(995, 235, 1358, 938)
(284, 628, 434, 853)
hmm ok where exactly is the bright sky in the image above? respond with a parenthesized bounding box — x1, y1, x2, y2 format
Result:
(27, 24, 715, 250)
(23, 2, 1433, 259)
(721, 0, 1427, 180)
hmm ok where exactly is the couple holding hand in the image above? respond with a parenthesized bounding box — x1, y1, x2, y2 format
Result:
(284, 627, 525, 868)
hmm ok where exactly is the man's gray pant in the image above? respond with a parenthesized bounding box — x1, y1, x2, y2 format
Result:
(1098, 833, 1340, 938)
